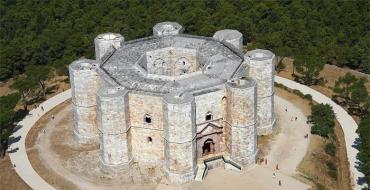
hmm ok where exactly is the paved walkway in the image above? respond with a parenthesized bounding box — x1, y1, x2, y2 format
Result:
(275, 76, 366, 190)
(9, 90, 71, 190)
(8, 77, 367, 190)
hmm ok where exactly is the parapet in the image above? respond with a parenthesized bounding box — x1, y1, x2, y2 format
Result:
(69, 59, 100, 107)
(245, 49, 275, 66)
(213, 29, 243, 51)
(94, 33, 124, 61)
(226, 77, 256, 90)
(163, 91, 194, 105)
(153, 22, 184, 36)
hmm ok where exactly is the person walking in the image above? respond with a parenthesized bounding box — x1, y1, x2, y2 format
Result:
(278, 180, 281, 186)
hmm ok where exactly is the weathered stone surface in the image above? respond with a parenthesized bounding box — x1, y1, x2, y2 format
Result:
(97, 86, 132, 173)
(213, 29, 243, 51)
(245, 49, 275, 135)
(69, 22, 276, 183)
(226, 78, 257, 166)
(94, 33, 124, 61)
(153, 22, 183, 36)
(69, 59, 100, 143)
(163, 92, 197, 183)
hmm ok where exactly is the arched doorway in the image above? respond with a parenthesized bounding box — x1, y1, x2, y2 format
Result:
(202, 138, 215, 156)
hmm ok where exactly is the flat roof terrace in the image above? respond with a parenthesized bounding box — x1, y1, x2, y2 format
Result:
(100, 34, 244, 94)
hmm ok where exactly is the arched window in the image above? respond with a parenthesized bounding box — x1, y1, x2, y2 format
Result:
(144, 114, 152, 124)
(205, 112, 213, 121)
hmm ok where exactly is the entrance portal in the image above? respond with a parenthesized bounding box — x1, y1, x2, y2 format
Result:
(202, 139, 215, 156)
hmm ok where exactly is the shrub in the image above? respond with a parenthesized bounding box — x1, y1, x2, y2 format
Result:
(324, 143, 336, 156)
(326, 161, 337, 180)
(308, 104, 335, 137)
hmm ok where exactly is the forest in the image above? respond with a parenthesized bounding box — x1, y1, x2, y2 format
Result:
(0, 0, 369, 81)
(0, 0, 369, 187)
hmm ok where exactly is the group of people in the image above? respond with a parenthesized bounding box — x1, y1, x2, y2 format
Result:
(260, 158, 283, 186)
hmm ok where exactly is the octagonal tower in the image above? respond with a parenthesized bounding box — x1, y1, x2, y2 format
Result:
(97, 86, 132, 174)
(94, 33, 124, 61)
(245, 49, 275, 135)
(163, 92, 197, 184)
(69, 59, 100, 144)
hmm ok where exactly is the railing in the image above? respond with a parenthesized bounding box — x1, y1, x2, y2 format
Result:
(201, 155, 241, 180)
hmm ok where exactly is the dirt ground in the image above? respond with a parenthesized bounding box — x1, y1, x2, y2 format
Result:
(24, 91, 313, 190)
(277, 58, 370, 98)
(0, 155, 31, 190)
(275, 87, 351, 190)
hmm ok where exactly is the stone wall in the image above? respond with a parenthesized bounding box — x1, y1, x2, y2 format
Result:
(213, 29, 243, 51)
(146, 47, 198, 76)
(128, 93, 164, 164)
(163, 92, 197, 183)
(94, 33, 124, 61)
(97, 86, 132, 173)
(194, 89, 224, 126)
(225, 78, 257, 166)
(245, 49, 275, 135)
(69, 59, 100, 144)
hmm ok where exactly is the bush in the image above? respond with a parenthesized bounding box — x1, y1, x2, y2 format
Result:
(356, 116, 370, 186)
(308, 104, 335, 137)
(324, 143, 336, 156)
(326, 161, 337, 180)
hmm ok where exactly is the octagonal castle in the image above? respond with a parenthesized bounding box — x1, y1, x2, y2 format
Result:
(69, 22, 275, 183)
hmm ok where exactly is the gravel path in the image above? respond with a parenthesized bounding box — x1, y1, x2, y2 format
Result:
(275, 76, 366, 190)
(9, 90, 71, 190)
(9, 76, 366, 190)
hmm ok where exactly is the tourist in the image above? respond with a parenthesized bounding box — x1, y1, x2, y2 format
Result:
(285, 107, 287, 112)
(265, 158, 267, 165)
(295, 117, 297, 121)
(51, 115, 55, 120)
(278, 180, 281, 186)
(276, 164, 279, 170)
(273, 172, 276, 178)
(41, 106, 44, 111)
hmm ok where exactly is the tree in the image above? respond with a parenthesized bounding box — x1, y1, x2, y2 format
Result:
(25, 65, 53, 98)
(333, 73, 357, 101)
(333, 73, 369, 116)
(308, 104, 336, 137)
(275, 59, 286, 73)
(0, 93, 20, 127)
(0, 92, 20, 158)
(357, 116, 370, 186)
(10, 78, 38, 111)
(293, 51, 325, 85)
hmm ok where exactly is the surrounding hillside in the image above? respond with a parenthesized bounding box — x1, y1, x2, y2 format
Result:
(0, 0, 369, 81)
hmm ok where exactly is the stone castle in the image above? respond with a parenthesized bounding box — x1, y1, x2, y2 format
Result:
(69, 22, 275, 183)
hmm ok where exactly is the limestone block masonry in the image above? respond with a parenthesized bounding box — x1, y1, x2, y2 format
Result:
(163, 92, 197, 184)
(94, 33, 124, 61)
(69, 21, 275, 184)
(226, 78, 258, 166)
(246, 49, 276, 135)
(213, 29, 243, 51)
(97, 86, 132, 174)
(69, 59, 100, 144)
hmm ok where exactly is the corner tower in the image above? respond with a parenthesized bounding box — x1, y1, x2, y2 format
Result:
(245, 49, 275, 135)
(97, 86, 132, 174)
(69, 59, 100, 143)
(163, 92, 197, 183)
(94, 33, 124, 61)
(213, 29, 243, 51)
(226, 78, 258, 166)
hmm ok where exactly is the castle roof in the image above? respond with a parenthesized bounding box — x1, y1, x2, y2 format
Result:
(99, 30, 244, 94)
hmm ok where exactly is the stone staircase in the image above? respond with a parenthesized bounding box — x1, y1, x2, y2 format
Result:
(194, 156, 241, 181)
(194, 163, 207, 181)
